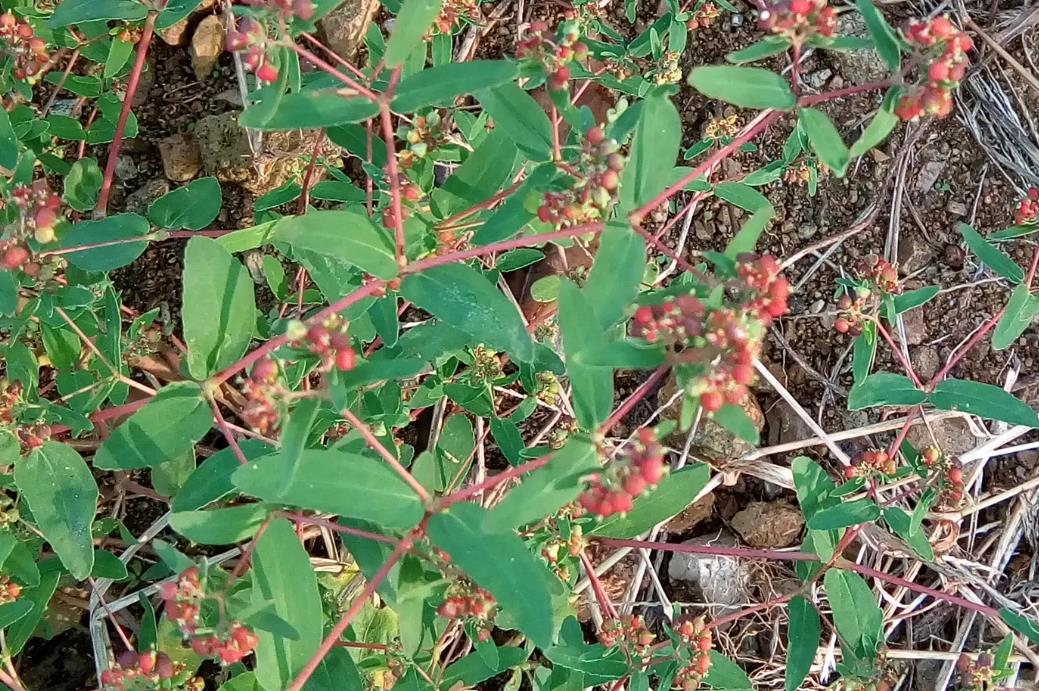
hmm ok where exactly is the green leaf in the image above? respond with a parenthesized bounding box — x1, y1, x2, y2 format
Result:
(157, 0, 205, 28)
(849, 88, 900, 158)
(233, 449, 425, 528)
(558, 281, 613, 429)
(442, 646, 530, 687)
(429, 503, 556, 648)
(15, 442, 97, 579)
(785, 597, 820, 691)
(824, 569, 883, 660)
(958, 223, 1024, 284)
(715, 182, 772, 212)
(0, 271, 17, 317)
(438, 130, 519, 214)
(544, 643, 627, 685)
(892, 285, 939, 314)
(807, 498, 880, 530)
(49, 0, 148, 26)
(393, 61, 519, 112)
(990, 223, 1039, 240)
(714, 404, 760, 443)
(148, 177, 222, 230)
(400, 263, 534, 362)
(856, 0, 901, 70)
(265, 398, 320, 493)
(274, 210, 398, 280)
(170, 504, 268, 544)
(619, 93, 682, 208)
(725, 207, 773, 258)
(61, 213, 151, 271)
(929, 378, 1039, 427)
(252, 519, 323, 690)
(5, 572, 58, 654)
(182, 237, 256, 379)
(92, 549, 129, 580)
(484, 438, 600, 531)
(173, 440, 272, 512)
(799, 107, 850, 176)
(703, 651, 753, 690)
(0, 601, 33, 630)
(584, 223, 646, 330)
(591, 464, 711, 538)
(476, 83, 553, 161)
(848, 372, 925, 409)
(104, 36, 134, 78)
(63, 158, 103, 212)
(999, 607, 1039, 645)
(94, 382, 213, 470)
(239, 90, 379, 131)
(726, 37, 791, 64)
(688, 66, 796, 110)
(993, 283, 1039, 350)
(385, 0, 445, 67)
(0, 110, 16, 169)
(852, 322, 876, 385)
(882, 507, 934, 561)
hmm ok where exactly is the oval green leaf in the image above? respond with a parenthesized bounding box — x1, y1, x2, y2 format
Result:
(274, 209, 398, 280)
(688, 66, 796, 110)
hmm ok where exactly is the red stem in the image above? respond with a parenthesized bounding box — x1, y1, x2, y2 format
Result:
(874, 319, 922, 388)
(96, 9, 161, 216)
(341, 407, 431, 504)
(379, 67, 407, 266)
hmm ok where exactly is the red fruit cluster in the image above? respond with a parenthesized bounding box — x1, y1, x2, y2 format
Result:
(834, 293, 867, 336)
(673, 617, 713, 691)
(16, 423, 50, 454)
(536, 127, 625, 227)
(243, 0, 314, 21)
(434, 0, 479, 34)
(0, 381, 21, 425)
(578, 428, 666, 518)
(0, 576, 21, 605)
(11, 179, 62, 244)
(955, 651, 996, 690)
(921, 446, 965, 508)
(895, 16, 972, 121)
(401, 111, 450, 168)
(1, 242, 30, 272)
(1015, 187, 1039, 226)
(159, 567, 259, 666)
(517, 20, 589, 91)
(686, 2, 720, 30)
(99, 650, 189, 691)
(598, 615, 655, 656)
(736, 254, 791, 321)
(438, 585, 496, 640)
(862, 255, 901, 295)
(226, 18, 279, 83)
(0, 12, 48, 80)
(241, 358, 282, 435)
(297, 317, 357, 372)
(759, 0, 837, 41)
(844, 448, 897, 479)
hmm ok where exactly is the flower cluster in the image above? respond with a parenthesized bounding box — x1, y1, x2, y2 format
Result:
(632, 255, 789, 412)
(654, 51, 683, 85)
(845, 448, 897, 479)
(0, 576, 21, 605)
(10, 179, 62, 244)
(434, 0, 479, 34)
(382, 174, 423, 230)
(400, 110, 452, 167)
(686, 3, 720, 30)
(241, 358, 282, 435)
(437, 584, 496, 640)
(99, 650, 199, 691)
(1014, 188, 1039, 226)
(0, 381, 20, 425)
(834, 256, 900, 335)
(599, 615, 655, 657)
(955, 651, 1000, 691)
(704, 114, 739, 141)
(159, 567, 259, 666)
(16, 422, 50, 454)
(536, 127, 625, 227)
(921, 446, 965, 508)
(578, 428, 666, 518)
(517, 20, 589, 91)
(673, 617, 713, 691)
(0, 12, 48, 80)
(227, 18, 279, 83)
(292, 316, 358, 372)
(759, 0, 838, 42)
(895, 16, 972, 121)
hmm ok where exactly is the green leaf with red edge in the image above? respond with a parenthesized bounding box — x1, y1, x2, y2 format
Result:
(726, 37, 792, 64)
(824, 569, 884, 661)
(14, 442, 97, 579)
(584, 222, 647, 330)
(392, 61, 519, 112)
(61, 213, 151, 271)
(958, 223, 1024, 284)
(251, 519, 324, 691)
(385, 0, 445, 67)
(148, 177, 222, 231)
(703, 651, 753, 690)
(856, 0, 901, 70)
(590, 464, 712, 538)
(688, 66, 796, 110)
(476, 83, 553, 161)
(401, 262, 534, 363)
(428, 503, 556, 648)
(49, 0, 148, 26)
(619, 91, 683, 209)
(799, 107, 850, 176)
(182, 237, 257, 379)
(559, 279, 614, 429)
(807, 498, 880, 530)
(93, 382, 213, 470)
(993, 283, 1039, 350)
(848, 372, 925, 409)
(928, 378, 1039, 427)
(852, 321, 877, 385)
(169, 504, 269, 545)
(786, 596, 820, 691)
(999, 608, 1039, 645)
(274, 209, 398, 280)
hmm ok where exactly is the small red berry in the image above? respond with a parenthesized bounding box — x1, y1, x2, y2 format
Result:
(335, 348, 357, 372)
(256, 62, 279, 83)
(587, 126, 605, 145)
(700, 390, 723, 413)
(2, 245, 29, 270)
(947, 467, 963, 483)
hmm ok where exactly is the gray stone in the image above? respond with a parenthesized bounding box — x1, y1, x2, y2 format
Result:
(911, 346, 940, 381)
(804, 68, 832, 89)
(321, 0, 379, 60)
(916, 159, 947, 193)
(115, 155, 137, 182)
(667, 532, 749, 612)
(901, 307, 927, 346)
(124, 179, 170, 216)
(829, 15, 888, 84)
(906, 416, 977, 457)
(730, 502, 804, 548)
(190, 14, 225, 81)
(158, 132, 202, 182)
(897, 236, 934, 275)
